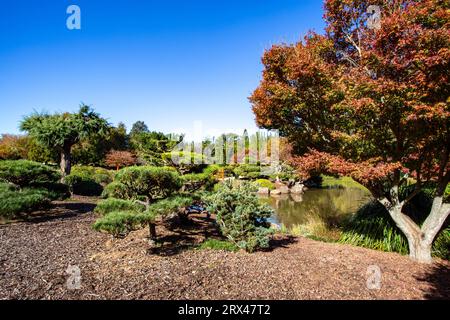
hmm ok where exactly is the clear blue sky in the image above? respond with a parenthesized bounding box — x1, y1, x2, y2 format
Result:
(0, 0, 325, 138)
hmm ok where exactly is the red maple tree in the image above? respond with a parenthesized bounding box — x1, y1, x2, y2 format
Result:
(105, 150, 137, 171)
(250, 0, 449, 263)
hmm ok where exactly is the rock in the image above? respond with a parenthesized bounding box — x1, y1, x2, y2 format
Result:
(278, 185, 290, 194)
(290, 183, 305, 194)
(257, 187, 270, 195)
(291, 194, 304, 203)
(271, 189, 282, 196)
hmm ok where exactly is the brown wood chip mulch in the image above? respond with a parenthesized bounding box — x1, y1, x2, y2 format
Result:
(0, 198, 449, 300)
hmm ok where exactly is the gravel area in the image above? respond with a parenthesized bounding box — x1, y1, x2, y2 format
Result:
(0, 198, 449, 300)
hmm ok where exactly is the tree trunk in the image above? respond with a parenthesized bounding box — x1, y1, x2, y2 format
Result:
(148, 223, 157, 241)
(407, 234, 433, 263)
(60, 146, 72, 177)
(381, 192, 450, 264)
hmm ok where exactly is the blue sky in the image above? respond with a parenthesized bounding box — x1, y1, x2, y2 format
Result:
(0, 0, 325, 138)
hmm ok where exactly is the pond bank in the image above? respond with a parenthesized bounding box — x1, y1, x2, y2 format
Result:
(0, 198, 448, 300)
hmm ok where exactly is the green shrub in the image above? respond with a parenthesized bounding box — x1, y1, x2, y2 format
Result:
(71, 165, 113, 185)
(64, 174, 103, 196)
(94, 198, 146, 216)
(0, 161, 68, 219)
(146, 195, 194, 218)
(181, 166, 219, 191)
(232, 164, 274, 180)
(92, 173, 112, 185)
(33, 184, 70, 201)
(92, 211, 153, 238)
(0, 160, 60, 187)
(0, 182, 17, 193)
(254, 179, 275, 190)
(101, 181, 128, 199)
(0, 188, 52, 219)
(161, 152, 207, 174)
(340, 185, 450, 260)
(110, 166, 181, 201)
(269, 164, 297, 181)
(96, 167, 187, 240)
(203, 165, 221, 176)
(233, 164, 259, 176)
(204, 181, 274, 252)
(198, 239, 239, 252)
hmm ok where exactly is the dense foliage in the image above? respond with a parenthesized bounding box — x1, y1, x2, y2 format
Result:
(250, 0, 450, 262)
(0, 160, 60, 187)
(0, 160, 69, 219)
(0, 186, 52, 219)
(103, 166, 181, 202)
(94, 198, 146, 216)
(71, 123, 128, 167)
(64, 166, 113, 196)
(131, 131, 181, 166)
(180, 165, 220, 191)
(204, 181, 274, 252)
(105, 150, 137, 171)
(20, 105, 110, 176)
(93, 211, 154, 238)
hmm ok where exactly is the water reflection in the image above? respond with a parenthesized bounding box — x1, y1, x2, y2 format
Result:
(259, 188, 372, 228)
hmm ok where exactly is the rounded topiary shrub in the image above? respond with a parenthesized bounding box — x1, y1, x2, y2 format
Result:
(254, 179, 275, 190)
(64, 174, 103, 196)
(109, 166, 182, 201)
(71, 165, 113, 186)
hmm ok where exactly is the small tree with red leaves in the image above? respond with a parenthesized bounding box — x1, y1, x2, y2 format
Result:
(105, 150, 137, 171)
(250, 0, 449, 263)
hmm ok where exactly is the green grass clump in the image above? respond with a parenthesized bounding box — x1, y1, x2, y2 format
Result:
(197, 239, 239, 252)
(321, 175, 368, 191)
(254, 179, 275, 190)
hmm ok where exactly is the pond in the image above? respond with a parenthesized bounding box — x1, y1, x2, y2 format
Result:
(259, 188, 372, 228)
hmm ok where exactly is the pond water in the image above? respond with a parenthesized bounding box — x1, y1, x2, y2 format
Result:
(259, 188, 372, 228)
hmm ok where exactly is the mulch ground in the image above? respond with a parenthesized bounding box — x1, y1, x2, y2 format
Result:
(0, 197, 449, 300)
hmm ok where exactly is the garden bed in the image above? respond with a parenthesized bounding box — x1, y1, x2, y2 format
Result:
(0, 197, 449, 300)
